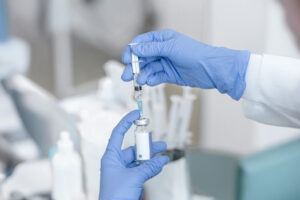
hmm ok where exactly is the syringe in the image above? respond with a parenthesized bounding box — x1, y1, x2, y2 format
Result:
(130, 44, 144, 116)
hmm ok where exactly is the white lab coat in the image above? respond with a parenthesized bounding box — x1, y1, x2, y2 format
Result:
(242, 54, 300, 128)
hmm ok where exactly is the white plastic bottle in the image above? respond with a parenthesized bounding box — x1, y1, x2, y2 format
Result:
(51, 131, 85, 200)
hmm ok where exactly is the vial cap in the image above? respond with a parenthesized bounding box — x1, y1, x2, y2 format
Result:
(134, 118, 149, 126)
(57, 131, 74, 153)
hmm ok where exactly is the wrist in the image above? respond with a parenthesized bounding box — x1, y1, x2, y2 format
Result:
(99, 187, 142, 200)
(226, 49, 251, 100)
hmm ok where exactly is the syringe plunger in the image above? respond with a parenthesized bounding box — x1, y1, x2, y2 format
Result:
(132, 53, 140, 74)
(129, 43, 140, 74)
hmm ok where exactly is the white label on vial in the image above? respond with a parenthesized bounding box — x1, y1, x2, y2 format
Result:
(135, 132, 151, 161)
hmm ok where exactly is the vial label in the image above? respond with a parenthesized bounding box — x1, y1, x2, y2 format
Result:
(135, 132, 152, 161)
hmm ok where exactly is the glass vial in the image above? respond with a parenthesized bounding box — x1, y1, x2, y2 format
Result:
(134, 118, 152, 164)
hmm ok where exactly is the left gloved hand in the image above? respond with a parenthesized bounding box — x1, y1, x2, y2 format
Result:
(99, 110, 169, 200)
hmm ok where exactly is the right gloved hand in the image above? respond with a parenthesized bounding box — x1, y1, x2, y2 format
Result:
(122, 29, 250, 100)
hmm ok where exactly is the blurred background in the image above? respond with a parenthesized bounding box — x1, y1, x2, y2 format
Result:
(1, 0, 300, 200)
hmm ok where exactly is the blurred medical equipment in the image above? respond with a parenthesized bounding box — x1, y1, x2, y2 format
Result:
(187, 138, 300, 200)
(7, 136, 300, 200)
(155, 85, 168, 139)
(167, 95, 182, 148)
(144, 86, 196, 148)
(44, 0, 156, 97)
(145, 155, 191, 200)
(0, 38, 30, 79)
(61, 60, 133, 200)
(47, 0, 73, 97)
(134, 118, 151, 164)
(61, 59, 197, 200)
(3, 75, 80, 156)
(2, 160, 52, 199)
(72, 0, 154, 58)
(0, 56, 197, 199)
(77, 107, 128, 200)
(177, 88, 196, 149)
(0, 86, 30, 168)
(145, 87, 195, 200)
(98, 60, 134, 108)
(0, 0, 8, 42)
(0, 124, 38, 165)
(0, 173, 5, 199)
(0, 0, 34, 175)
(0, 0, 30, 80)
(145, 137, 191, 200)
(51, 131, 84, 200)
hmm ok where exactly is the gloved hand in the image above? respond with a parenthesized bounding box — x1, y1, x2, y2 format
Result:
(122, 29, 250, 100)
(99, 110, 169, 200)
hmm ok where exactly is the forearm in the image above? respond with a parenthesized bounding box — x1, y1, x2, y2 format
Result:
(242, 54, 300, 128)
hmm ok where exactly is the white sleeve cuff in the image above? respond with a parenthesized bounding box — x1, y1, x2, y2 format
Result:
(242, 54, 263, 102)
(242, 54, 300, 127)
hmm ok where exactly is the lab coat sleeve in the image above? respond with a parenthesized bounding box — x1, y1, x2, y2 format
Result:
(242, 54, 300, 128)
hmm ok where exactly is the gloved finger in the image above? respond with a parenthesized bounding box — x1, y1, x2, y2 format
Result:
(122, 29, 177, 64)
(131, 29, 177, 44)
(138, 155, 170, 182)
(139, 189, 145, 200)
(106, 110, 140, 152)
(122, 141, 167, 165)
(132, 41, 170, 58)
(151, 141, 168, 156)
(122, 42, 147, 65)
(121, 64, 133, 81)
(139, 57, 160, 69)
(121, 58, 160, 82)
(137, 61, 164, 85)
(122, 146, 135, 165)
(122, 34, 163, 64)
(122, 45, 131, 64)
(147, 71, 169, 86)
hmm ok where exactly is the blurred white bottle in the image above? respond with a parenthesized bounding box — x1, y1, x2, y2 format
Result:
(51, 131, 85, 200)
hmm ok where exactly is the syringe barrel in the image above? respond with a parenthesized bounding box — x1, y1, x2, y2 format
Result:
(131, 52, 140, 74)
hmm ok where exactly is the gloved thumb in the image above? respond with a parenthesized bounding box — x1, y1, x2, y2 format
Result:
(132, 42, 169, 57)
(138, 155, 170, 182)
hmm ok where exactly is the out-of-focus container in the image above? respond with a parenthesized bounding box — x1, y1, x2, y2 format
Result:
(77, 107, 133, 200)
(51, 132, 84, 200)
(144, 155, 191, 200)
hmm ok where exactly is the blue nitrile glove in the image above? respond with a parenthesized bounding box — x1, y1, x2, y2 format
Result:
(122, 29, 250, 100)
(99, 110, 169, 200)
